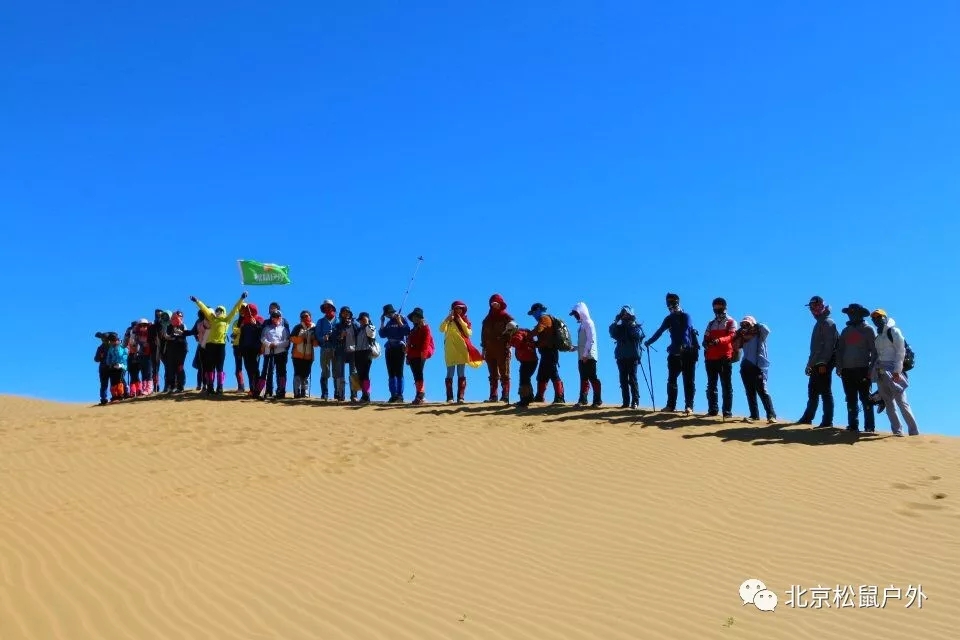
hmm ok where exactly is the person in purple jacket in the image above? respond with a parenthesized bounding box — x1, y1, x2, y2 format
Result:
(645, 292, 699, 414)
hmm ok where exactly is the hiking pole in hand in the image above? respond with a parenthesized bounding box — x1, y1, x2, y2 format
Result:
(645, 343, 656, 410)
(397, 256, 424, 315)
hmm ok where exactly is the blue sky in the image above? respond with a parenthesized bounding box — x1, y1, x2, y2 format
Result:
(3, 1, 958, 432)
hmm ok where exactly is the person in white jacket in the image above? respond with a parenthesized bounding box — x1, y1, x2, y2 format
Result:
(570, 301, 601, 407)
(870, 309, 919, 436)
(259, 309, 292, 399)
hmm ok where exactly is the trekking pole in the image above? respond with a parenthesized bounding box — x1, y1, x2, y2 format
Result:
(645, 343, 656, 409)
(397, 256, 424, 315)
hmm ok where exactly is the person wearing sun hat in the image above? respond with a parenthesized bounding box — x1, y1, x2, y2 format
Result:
(315, 299, 338, 400)
(290, 310, 319, 398)
(736, 315, 777, 423)
(404, 307, 435, 404)
(439, 301, 485, 403)
(645, 292, 699, 414)
(870, 308, 919, 436)
(836, 303, 878, 432)
(798, 295, 839, 427)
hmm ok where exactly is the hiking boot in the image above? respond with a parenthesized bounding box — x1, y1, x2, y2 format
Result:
(445, 378, 454, 403)
(722, 411, 733, 419)
(684, 407, 693, 415)
(767, 417, 778, 424)
(576, 394, 589, 406)
(412, 393, 425, 405)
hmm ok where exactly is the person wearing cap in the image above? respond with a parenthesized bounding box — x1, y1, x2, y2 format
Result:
(836, 303, 878, 432)
(526, 302, 567, 404)
(162, 310, 191, 393)
(702, 297, 738, 418)
(798, 295, 839, 427)
(189, 291, 248, 395)
(735, 316, 777, 423)
(315, 299, 337, 400)
(238, 303, 264, 397)
(405, 308, 435, 404)
(870, 309, 919, 436)
(290, 310, 319, 398)
(379, 304, 412, 403)
(329, 306, 360, 402)
(480, 294, 515, 403)
(570, 302, 601, 407)
(609, 306, 644, 409)
(439, 301, 485, 403)
(505, 321, 539, 408)
(645, 293, 699, 414)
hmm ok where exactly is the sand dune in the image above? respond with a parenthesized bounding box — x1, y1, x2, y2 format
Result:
(1, 392, 959, 639)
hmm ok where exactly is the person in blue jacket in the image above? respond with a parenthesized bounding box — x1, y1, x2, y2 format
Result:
(645, 292, 699, 414)
(379, 304, 412, 403)
(103, 332, 129, 403)
(609, 305, 645, 409)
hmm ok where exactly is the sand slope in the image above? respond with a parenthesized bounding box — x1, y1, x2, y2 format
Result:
(1, 392, 959, 639)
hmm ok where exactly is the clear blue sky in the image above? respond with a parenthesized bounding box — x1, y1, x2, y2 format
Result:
(3, 1, 957, 432)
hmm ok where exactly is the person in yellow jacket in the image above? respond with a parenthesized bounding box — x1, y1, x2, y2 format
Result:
(290, 310, 319, 398)
(438, 300, 484, 403)
(189, 291, 248, 395)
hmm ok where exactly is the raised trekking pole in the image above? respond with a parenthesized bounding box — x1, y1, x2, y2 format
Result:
(397, 256, 424, 315)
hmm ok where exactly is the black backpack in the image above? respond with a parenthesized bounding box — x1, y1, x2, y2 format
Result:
(887, 329, 915, 372)
(550, 316, 577, 352)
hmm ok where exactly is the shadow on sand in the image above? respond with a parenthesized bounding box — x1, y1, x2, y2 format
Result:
(682, 422, 891, 446)
(93, 392, 892, 446)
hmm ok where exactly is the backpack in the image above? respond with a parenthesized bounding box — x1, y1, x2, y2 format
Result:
(887, 329, 915, 372)
(550, 315, 577, 352)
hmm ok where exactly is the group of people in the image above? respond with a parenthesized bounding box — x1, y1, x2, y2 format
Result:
(92, 291, 919, 436)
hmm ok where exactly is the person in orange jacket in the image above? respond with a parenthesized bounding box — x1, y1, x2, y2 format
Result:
(290, 310, 319, 398)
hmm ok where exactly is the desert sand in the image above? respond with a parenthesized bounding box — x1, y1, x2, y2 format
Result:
(1, 393, 958, 639)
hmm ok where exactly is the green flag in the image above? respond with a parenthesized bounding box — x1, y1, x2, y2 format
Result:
(237, 259, 292, 286)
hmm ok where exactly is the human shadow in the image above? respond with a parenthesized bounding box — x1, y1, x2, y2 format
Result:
(681, 422, 890, 446)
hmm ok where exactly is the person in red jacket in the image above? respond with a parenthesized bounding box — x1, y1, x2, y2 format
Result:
(702, 297, 738, 418)
(505, 321, 539, 408)
(405, 307, 435, 405)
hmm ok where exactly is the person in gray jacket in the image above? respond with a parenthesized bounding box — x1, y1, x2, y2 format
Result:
(836, 303, 878, 433)
(798, 295, 839, 428)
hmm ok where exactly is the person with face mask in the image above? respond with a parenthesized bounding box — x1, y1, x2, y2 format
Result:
(836, 303, 878, 432)
(127, 319, 155, 397)
(315, 299, 338, 400)
(163, 310, 190, 393)
(798, 295, 839, 427)
(189, 291, 248, 395)
(702, 297, 738, 418)
(405, 307, 435, 405)
(645, 293, 699, 414)
(870, 309, 919, 436)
